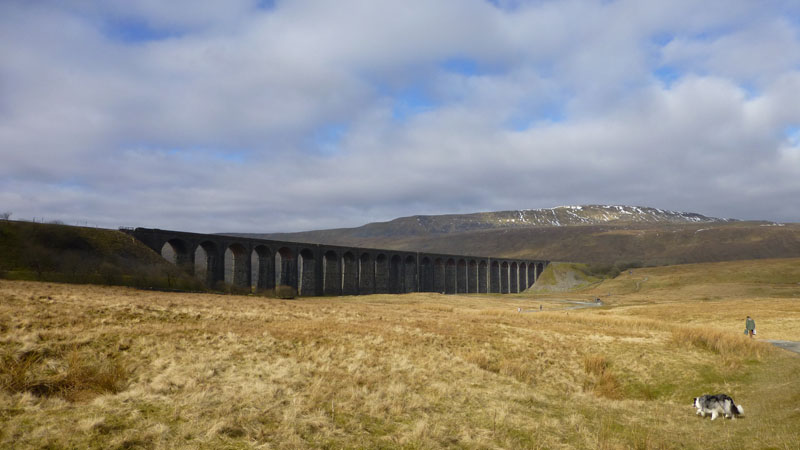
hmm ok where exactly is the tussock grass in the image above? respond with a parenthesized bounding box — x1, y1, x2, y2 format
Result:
(671, 326, 772, 361)
(1, 347, 128, 402)
(584, 354, 609, 376)
(582, 355, 622, 400)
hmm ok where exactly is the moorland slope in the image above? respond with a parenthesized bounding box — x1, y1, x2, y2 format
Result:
(234, 206, 800, 266)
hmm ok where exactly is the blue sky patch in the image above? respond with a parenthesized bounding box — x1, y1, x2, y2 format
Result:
(54, 178, 90, 191)
(784, 125, 800, 144)
(506, 103, 565, 131)
(653, 66, 681, 87)
(211, 151, 247, 164)
(442, 58, 479, 76)
(689, 26, 734, 43)
(739, 82, 761, 100)
(312, 123, 349, 155)
(164, 148, 247, 164)
(257, 0, 277, 10)
(441, 57, 504, 77)
(102, 17, 179, 43)
(484, 0, 523, 12)
(651, 32, 674, 47)
(391, 86, 436, 122)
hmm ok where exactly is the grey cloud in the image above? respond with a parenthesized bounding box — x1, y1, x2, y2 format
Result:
(2, 0, 800, 231)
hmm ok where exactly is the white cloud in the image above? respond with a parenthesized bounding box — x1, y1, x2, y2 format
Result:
(1, 0, 800, 231)
(661, 17, 800, 86)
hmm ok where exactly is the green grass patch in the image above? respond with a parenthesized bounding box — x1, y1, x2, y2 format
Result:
(533, 262, 604, 292)
(623, 380, 678, 401)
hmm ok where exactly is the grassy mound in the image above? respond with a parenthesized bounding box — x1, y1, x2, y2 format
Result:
(531, 262, 604, 292)
(0, 221, 201, 290)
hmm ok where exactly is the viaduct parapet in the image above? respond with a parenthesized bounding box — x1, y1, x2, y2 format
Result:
(125, 227, 549, 297)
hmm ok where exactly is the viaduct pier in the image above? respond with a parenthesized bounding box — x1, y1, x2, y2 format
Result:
(125, 227, 549, 297)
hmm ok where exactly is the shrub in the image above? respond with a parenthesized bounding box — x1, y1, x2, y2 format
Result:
(98, 262, 123, 285)
(34, 225, 92, 251)
(22, 245, 57, 279)
(226, 284, 252, 296)
(617, 261, 644, 272)
(274, 284, 297, 299)
(581, 263, 620, 279)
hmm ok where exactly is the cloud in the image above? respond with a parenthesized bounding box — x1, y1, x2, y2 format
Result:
(1, 0, 800, 231)
(661, 16, 800, 86)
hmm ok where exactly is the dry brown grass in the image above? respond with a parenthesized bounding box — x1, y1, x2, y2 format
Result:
(671, 326, 771, 360)
(1, 272, 799, 449)
(582, 355, 623, 400)
(576, 258, 800, 341)
(1, 347, 128, 402)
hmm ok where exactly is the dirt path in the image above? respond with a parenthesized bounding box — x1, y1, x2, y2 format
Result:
(766, 340, 800, 355)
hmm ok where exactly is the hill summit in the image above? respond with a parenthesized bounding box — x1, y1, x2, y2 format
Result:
(371, 205, 729, 236)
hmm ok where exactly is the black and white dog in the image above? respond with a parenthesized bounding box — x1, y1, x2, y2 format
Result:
(692, 394, 744, 420)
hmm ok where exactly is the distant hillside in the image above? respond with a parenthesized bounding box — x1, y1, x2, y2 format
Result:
(248, 205, 730, 241)
(229, 205, 800, 266)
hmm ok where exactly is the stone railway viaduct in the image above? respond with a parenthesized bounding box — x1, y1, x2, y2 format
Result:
(126, 228, 549, 296)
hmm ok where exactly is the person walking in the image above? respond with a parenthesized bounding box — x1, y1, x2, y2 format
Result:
(745, 316, 756, 338)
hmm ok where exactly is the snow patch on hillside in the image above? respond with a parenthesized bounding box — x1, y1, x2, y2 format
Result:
(502, 205, 728, 227)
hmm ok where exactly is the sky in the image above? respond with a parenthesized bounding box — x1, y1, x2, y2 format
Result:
(1, 0, 800, 233)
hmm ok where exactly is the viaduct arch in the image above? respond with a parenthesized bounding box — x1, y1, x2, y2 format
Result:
(128, 228, 549, 297)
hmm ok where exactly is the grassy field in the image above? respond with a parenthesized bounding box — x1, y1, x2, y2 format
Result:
(1, 258, 799, 449)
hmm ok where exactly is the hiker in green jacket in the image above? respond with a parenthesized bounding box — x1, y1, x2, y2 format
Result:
(745, 316, 756, 338)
